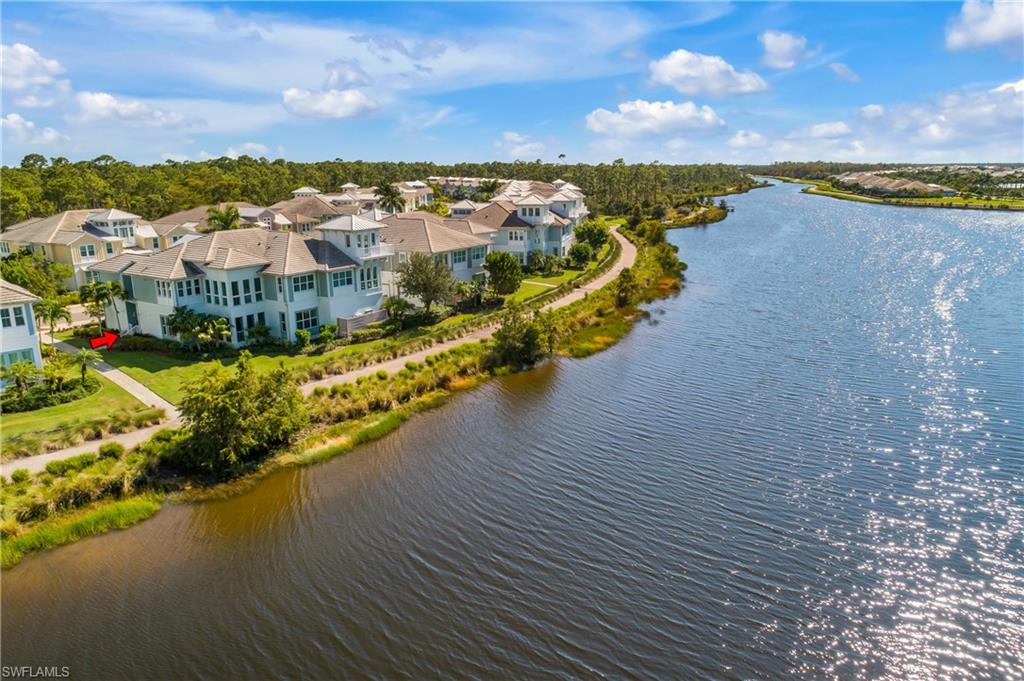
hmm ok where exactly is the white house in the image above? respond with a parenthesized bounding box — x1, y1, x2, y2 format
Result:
(87, 226, 390, 344)
(0, 280, 44, 379)
(379, 212, 491, 297)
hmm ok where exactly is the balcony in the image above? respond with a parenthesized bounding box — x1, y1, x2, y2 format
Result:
(356, 244, 394, 260)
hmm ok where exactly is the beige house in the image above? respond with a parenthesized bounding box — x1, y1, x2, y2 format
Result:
(379, 212, 491, 294)
(1, 209, 199, 289)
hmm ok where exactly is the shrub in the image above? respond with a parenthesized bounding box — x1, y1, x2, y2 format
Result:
(45, 453, 97, 477)
(1, 377, 100, 413)
(98, 443, 125, 459)
(10, 469, 29, 484)
(569, 242, 593, 268)
(375, 369, 388, 380)
(294, 328, 311, 350)
(351, 327, 386, 343)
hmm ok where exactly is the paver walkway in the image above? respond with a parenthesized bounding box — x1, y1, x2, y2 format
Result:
(2, 228, 635, 474)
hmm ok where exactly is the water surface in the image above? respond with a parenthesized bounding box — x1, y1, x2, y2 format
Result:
(3, 182, 1022, 679)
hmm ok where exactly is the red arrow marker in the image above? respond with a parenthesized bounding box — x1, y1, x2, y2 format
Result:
(89, 329, 120, 350)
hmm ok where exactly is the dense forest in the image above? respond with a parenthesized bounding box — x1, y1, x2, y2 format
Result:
(747, 161, 1024, 198)
(1, 154, 758, 228)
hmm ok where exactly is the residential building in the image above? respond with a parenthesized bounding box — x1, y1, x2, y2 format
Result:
(87, 226, 388, 344)
(448, 199, 487, 216)
(0, 279, 43, 379)
(379, 212, 491, 296)
(1, 209, 199, 289)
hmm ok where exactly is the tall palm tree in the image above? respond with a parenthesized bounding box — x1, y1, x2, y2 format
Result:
(34, 298, 72, 343)
(72, 348, 102, 384)
(206, 204, 241, 231)
(93, 281, 126, 329)
(374, 184, 406, 214)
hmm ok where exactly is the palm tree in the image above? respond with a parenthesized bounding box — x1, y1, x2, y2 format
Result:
(195, 316, 232, 349)
(94, 281, 126, 329)
(71, 348, 102, 384)
(1, 360, 41, 396)
(206, 204, 241, 231)
(375, 184, 406, 214)
(43, 354, 70, 392)
(166, 306, 198, 347)
(34, 298, 72, 343)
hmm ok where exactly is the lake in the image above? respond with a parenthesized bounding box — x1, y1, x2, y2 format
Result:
(3, 181, 1022, 679)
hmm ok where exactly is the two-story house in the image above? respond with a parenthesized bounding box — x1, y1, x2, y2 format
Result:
(1, 209, 199, 289)
(87, 227, 387, 344)
(0, 279, 43, 378)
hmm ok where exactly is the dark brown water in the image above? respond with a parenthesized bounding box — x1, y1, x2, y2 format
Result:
(3, 182, 1022, 680)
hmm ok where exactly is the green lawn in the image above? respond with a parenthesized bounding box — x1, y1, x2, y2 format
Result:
(2, 369, 144, 440)
(508, 282, 551, 303)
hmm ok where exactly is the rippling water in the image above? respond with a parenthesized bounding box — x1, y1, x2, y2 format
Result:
(3, 182, 1022, 679)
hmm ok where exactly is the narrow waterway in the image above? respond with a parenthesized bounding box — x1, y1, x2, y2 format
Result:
(3, 181, 1022, 679)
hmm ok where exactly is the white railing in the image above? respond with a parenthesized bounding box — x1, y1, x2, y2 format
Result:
(356, 244, 395, 259)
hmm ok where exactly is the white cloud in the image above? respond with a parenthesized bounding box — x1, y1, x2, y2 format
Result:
(1, 113, 67, 145)
(806, 121, 852, 138)
(586, 99, 724, 137)
(225, 142, 270, 158)
(759, 31, 809, 69)
(860, 104, 886, 119)
(829, 63, 860, 82)
(993, 78, 1024, 93)
(728, 130, 768, 148)
(15, 94, 56, 108)
(281, 87, 377, 118)
(74, 92, 188, 127)
(324, 58, 372, 89)
(649, 49, 767, 97)
(946, 0, 1024, 50)
(494, 131, 545, 159)
(399, 106, 457, 131)
(0, 43, 65, 90)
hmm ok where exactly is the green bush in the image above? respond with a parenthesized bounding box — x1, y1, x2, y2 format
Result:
(10, 469, 30, 484)
(350, 327, 386, 343)
(98, 443, 125, 459)
(294, 328, 311, 350)
(1, 377, 100, 413)
(45, 453, 98, 477)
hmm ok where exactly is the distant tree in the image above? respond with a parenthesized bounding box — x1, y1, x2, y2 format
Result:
(483, 251, 523, 295)
(375, 184, 406, 213)
(71, 348, 102, 383)
(0, 252, 73, 299)
(395, 252, 454, 313)
(615, 266, 639, 307)
(34, 299, 71, 343)
(574, 220, 610, 252)
(206, 205, 241, 231)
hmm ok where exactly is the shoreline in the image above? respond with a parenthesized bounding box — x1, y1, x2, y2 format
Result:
(2, 223, 679, 569)
(769, 176, 1024, 212)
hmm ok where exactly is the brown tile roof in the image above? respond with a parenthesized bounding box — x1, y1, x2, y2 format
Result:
(154, 202, 260, 231)
(380, 212, 490, 254)
(2, 210, 98, 245)
(467, 201, 530, 230)
(269, 194, 347, 220)
(0, 279, 41, 305)
(443, 217, 497, 237)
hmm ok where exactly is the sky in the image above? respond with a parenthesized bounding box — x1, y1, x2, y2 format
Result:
(1, 1, 1022, 166)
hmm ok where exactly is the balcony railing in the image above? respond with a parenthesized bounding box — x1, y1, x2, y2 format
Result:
(356, 244, 395, 260)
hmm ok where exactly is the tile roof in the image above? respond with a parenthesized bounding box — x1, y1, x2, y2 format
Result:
(2, 210, 98, 245)
(154, 202, 260, 231)
(443, 217, 497, 236)
(87, 208, 141, 221)
(269, 194, 347, 220)
(318, 214, 387, 232)
(467, 201, 530, 230)
(380, 212, 490, 254)
(0, 279, 41, 305)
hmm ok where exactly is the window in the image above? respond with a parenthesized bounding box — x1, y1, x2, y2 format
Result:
(0, 242, 10, 255)
(13, 306, 25, 326)
(254, 278, 263, 302)
(160, 315, 169, 338)
(295, 308, 319, 330)
(205, 279, 212, 303)
(434, 253, 449, 267)
(509, 230, 525, 242)
(235, 316, 245, 342)
(156, 281, 173, 299)
(0, 309, 9, 328)
(242, 279, 252, 304)
(279, 312, 286, 336)
(332, 270, 353, 288)
(292, 274, 315, 293)
(79, 244, 96, 259)
(358, 265, 379, 291)
(277, 277, 284, 295)
(85, 271, 99, 284)
(471, 246, 487, 262)
(345, 234, 351, 248)
(232, 281, 241, 306)
(257, 312, 266, 326)
(106, 242, 114, 255)
(1, 349, 34, 366)
(452, 250, 467, 265)
(172, 235, 183, 244)
(152, 238, 160, 249)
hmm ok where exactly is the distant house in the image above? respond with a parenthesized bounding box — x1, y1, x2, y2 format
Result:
(0, 279, 43, 379)
(1, 209, 199, 289)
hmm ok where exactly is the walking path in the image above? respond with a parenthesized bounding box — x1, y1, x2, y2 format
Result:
(2, 228, 635, 475)
(301, 227, 636, 394)
(1, 343, 181, 476)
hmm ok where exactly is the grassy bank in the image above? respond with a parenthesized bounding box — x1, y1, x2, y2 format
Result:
(770, 176, 1024, 211)
(1, 225, 683, 568)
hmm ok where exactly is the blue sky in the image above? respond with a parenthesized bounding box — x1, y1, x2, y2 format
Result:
(2, 1, 1021, 165)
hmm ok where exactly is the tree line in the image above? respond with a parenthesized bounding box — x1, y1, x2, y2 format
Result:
(1, 154, 757, 227)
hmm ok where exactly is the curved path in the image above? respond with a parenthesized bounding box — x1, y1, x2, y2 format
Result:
(301, 226, 636, 394)
(2, 228, 635, 475)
